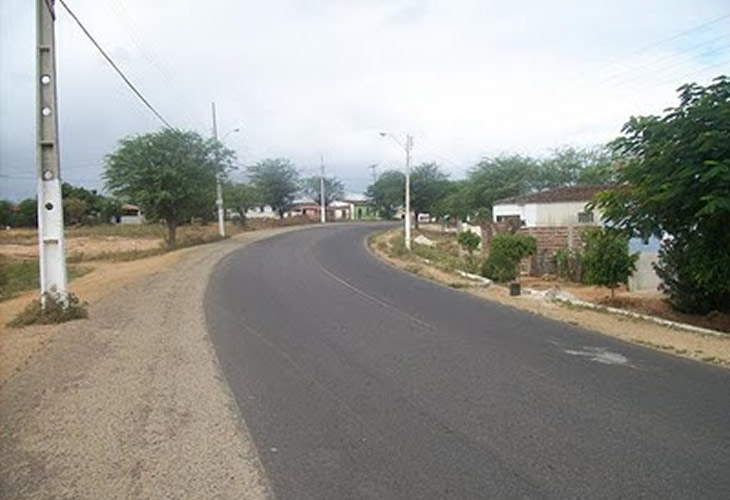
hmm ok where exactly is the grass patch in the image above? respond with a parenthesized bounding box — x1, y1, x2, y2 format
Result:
(404, 264, 423, 275)
(7, 291, 88, 327)
(0, 257, 92, 301)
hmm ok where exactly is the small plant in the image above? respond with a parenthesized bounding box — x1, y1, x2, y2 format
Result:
(481, 250, 518, 282)
(481, 233, 537, 282)
(457, 231, 481, 256)
(457, 231, 482, 273)
(554, 247, 584, 282)
(581, 227, 638, 299)
(7, 290, 88, 328)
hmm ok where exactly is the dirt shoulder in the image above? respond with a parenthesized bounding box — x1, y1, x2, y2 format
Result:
(0, 227, 309, 500)
(369, 230, 730, 368)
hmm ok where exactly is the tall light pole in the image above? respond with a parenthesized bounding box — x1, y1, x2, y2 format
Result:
(320, 154, 326, 224)
(380, 132, 413, 250)
(37, 0, 68, 305)
(210, 103, 240, 238)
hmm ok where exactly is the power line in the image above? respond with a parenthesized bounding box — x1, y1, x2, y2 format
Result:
(106, 0, 208, 130)
(591, 31, 730, 89)
(57, 0, 174, 129)
(571, 11, 730, 86)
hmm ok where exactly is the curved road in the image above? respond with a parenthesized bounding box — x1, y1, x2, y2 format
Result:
(205, 224, 729, 500)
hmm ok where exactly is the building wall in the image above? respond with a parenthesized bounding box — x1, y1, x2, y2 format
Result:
(493, 201, 599, 227)
(350, 204, 378, 220)
(534, 201, 598, 226)
(628, 252, 662, 292)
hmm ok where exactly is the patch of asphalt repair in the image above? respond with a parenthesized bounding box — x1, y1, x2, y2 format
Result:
(0, 228, 307, 500)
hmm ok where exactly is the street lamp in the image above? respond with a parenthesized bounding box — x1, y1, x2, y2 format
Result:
(379, 131, 413, 250)
(222, 127, 241, 142)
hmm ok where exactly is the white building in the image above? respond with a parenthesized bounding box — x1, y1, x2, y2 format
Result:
(492, 185, 661, 291)
(492, 185, 604, 227)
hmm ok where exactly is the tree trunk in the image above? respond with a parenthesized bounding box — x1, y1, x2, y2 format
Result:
(610, 286, 615, 300)
(236, 208, 247, 227)
(414, 212, 420, 229)
(166, 217, 178, 249)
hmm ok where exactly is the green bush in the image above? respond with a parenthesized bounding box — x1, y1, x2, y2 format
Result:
(457, 231, 481, 255)
(655, 235, 730, 313)
(7, 291, 88, 327)
(490, 233, 537, 263)
(481, 233, 537, 282)
(481, 251, 518, 282)
(582, 228, 638, 298)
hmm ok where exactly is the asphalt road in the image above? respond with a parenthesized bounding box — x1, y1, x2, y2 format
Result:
(205, 224, 730, 500)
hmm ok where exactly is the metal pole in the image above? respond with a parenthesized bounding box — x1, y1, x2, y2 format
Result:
(404, 134, 413, 250)
(320, 154, 326, 224)
(211, 102, 225, 237)
(37, 0, 68, 305)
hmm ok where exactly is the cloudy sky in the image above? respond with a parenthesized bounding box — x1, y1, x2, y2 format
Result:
(1, 0, 729, 200)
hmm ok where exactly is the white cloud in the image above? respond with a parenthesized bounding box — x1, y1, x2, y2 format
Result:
(1, 0, 729, 199)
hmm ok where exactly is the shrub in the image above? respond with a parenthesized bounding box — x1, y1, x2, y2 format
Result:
(8, 290, 88, 327)
(457, 231, 481, 256)
(481, 233, 537, 282)
(481, 251, 517, 282)
(655, 235, 730, 313)
(490, 233, 537, 263)
(554, 247, 584, 282)
(582, 228, 638, 299)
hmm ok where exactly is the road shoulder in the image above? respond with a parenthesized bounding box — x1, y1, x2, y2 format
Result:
(368, 229, 730, 368)
(0, 228, 305, 499)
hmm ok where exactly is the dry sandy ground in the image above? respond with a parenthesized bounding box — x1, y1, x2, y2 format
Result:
(0, 227, 309, 500)
(370, 230, 730, 369)
(0, 236, 162, 260)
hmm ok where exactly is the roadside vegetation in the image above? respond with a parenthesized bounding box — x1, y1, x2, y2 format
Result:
(370, 228, 730, 368)
(7, 291, 88, 328)
(367, 76, 730, 327)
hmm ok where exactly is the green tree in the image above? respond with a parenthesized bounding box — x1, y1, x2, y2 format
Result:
(365, 170, 405, 219)
(593, 76, 730, 312)
(581, 228, 638, 299)
(481, 233, 537, 282)
(457, 231, 481, 256)
(15, 198, 37, 227)
(410, 162, 450, 227)
(537, 146, 615, 188)
(104, 129, 233, 247)
(302, 176, 345, 207)
(466, 155, 540, 215)
(63, 198, 89, 225)
(0, 200, 13, 227)
(247, 158, 299, 218)
(432, 181, 472, 222)
(224, 181, 259, 226)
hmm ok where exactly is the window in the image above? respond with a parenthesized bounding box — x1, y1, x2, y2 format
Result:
(578, 211, 594, 223)
(496, 215, 523, 225)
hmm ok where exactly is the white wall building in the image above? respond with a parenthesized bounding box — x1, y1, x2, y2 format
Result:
(492, 186, 604, 228)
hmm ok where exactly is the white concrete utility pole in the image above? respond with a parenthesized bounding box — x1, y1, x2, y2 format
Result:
(320, 154, 326, 224)
(36, 0, 68, 304)
(211, 102, 225, 238)
(404, 134, 413, 251)
(380, 132, 413, 250)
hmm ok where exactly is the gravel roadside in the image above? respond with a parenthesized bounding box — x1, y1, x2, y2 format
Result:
(0, 227, 306, 499)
